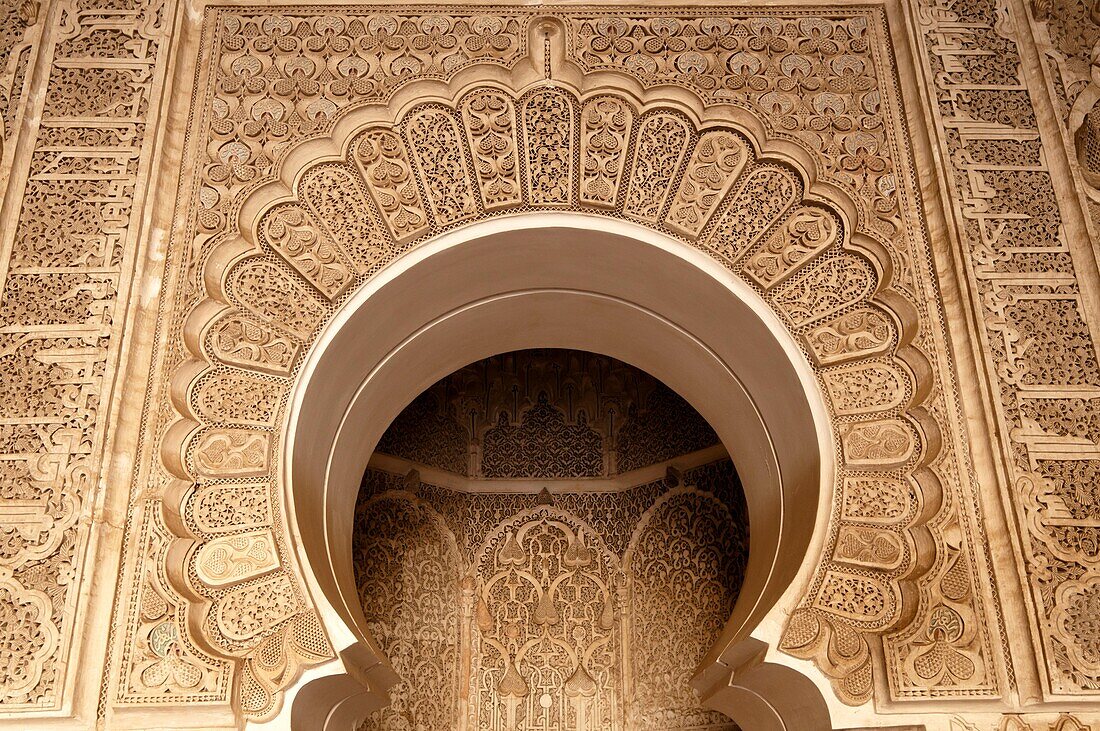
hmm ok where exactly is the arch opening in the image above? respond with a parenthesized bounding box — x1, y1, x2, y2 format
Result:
(354, 347, 749, 729)
(281, 214, 835, 727)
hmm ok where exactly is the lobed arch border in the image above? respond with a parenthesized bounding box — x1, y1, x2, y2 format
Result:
(158, 22, 945, 723)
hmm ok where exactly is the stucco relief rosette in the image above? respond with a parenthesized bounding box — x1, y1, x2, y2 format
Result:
(154, 11, 989, 718)
(1053, 576, 1100, 676)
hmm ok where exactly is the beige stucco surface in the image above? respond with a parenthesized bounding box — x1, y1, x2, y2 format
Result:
(0, 0, 1099, 728)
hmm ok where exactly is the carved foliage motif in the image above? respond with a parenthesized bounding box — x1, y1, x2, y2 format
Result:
(258, 204, 355, 299)
(624, 113, 690, 223)
(474, 510, 622, 729)
(462, 89, 523, 210)
(625, 489, 743, 729)
(354, 128, 430, 241)
(298, 163, 392, 275)
(354, 496, 462, 729)
(580, 96, 633, 207)
(172, 77, 946, 709)
(405, 107, 480, 225)
(522, 87, 575, 206)
(745, 207, 840, 289)
(914, 0, 1100, 697)
(353, 458, 747, 730)
(142, 5, 998, 716)
(481, 394, 605, 479)
(665, 130, 748, 237)
(116, 510, 226, 705)
(374, 350, 720, 479)
(0, 0, 170, 711)
(568, 14, 903, 244)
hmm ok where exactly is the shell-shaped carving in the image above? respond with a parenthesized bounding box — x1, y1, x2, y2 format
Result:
(460, 89, 522, 210)
(298, 162, 393, 273)
(404, 107, 480, 225)
(229, 259, 326, 340)
(190, 429, 270, 478)
(258, 204, 355, 299)
(580, 96, 634, 207)
(173, 75, 932, 719)
(823, 361, 908, 416)
(208, 312, 300, 376)
(624, 112, 691, 222)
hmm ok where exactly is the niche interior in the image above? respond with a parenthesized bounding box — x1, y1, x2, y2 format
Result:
(353, 348, 749, 730)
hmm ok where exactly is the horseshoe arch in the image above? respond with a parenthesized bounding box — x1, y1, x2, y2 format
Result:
(162, 23, 936, 727)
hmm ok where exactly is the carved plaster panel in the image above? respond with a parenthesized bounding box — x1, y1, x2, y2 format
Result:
(376, 349, 720, 478)
(353, 457, 748, 730)
(0, 0, 1088, 721)
(0, 0, 176, 715)
(915, 0, 1100, 700)
(133, 7, 1010, 719)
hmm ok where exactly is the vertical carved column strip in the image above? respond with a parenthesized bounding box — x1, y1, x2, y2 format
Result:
(912, 0, 1100, 700)
(0, 0, 181, 716)
(0, 0, 45, 198)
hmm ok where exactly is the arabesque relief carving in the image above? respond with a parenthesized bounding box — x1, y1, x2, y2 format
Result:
(353, 449, 748, 730)
(142, 8, 1006, 718)
(0, 0, 176, 714)
(918, 0, 1100, 701)
(377, 349, 720, 478)
(0, 0, 1072, 724)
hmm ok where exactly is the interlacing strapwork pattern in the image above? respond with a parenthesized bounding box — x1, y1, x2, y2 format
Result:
(0, 0, 185, 713)
(918, 0, 1100, 699)
(134, 5, 1003, 718)
(353, 459, 747, 730)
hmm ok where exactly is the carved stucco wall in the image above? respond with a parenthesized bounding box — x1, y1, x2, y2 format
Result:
(375, 349, 720, 478)
(353, 463, 748, 731)
(147, 8, 998, 717)
(0, 0, 1095, 728)
(352, 350, 744, 730)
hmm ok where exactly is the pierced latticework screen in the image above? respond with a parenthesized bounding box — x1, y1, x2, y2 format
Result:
(354, 350, 748, 730)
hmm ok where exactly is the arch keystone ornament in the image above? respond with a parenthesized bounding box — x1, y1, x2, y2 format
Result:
(133, 6, 1006, 727)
